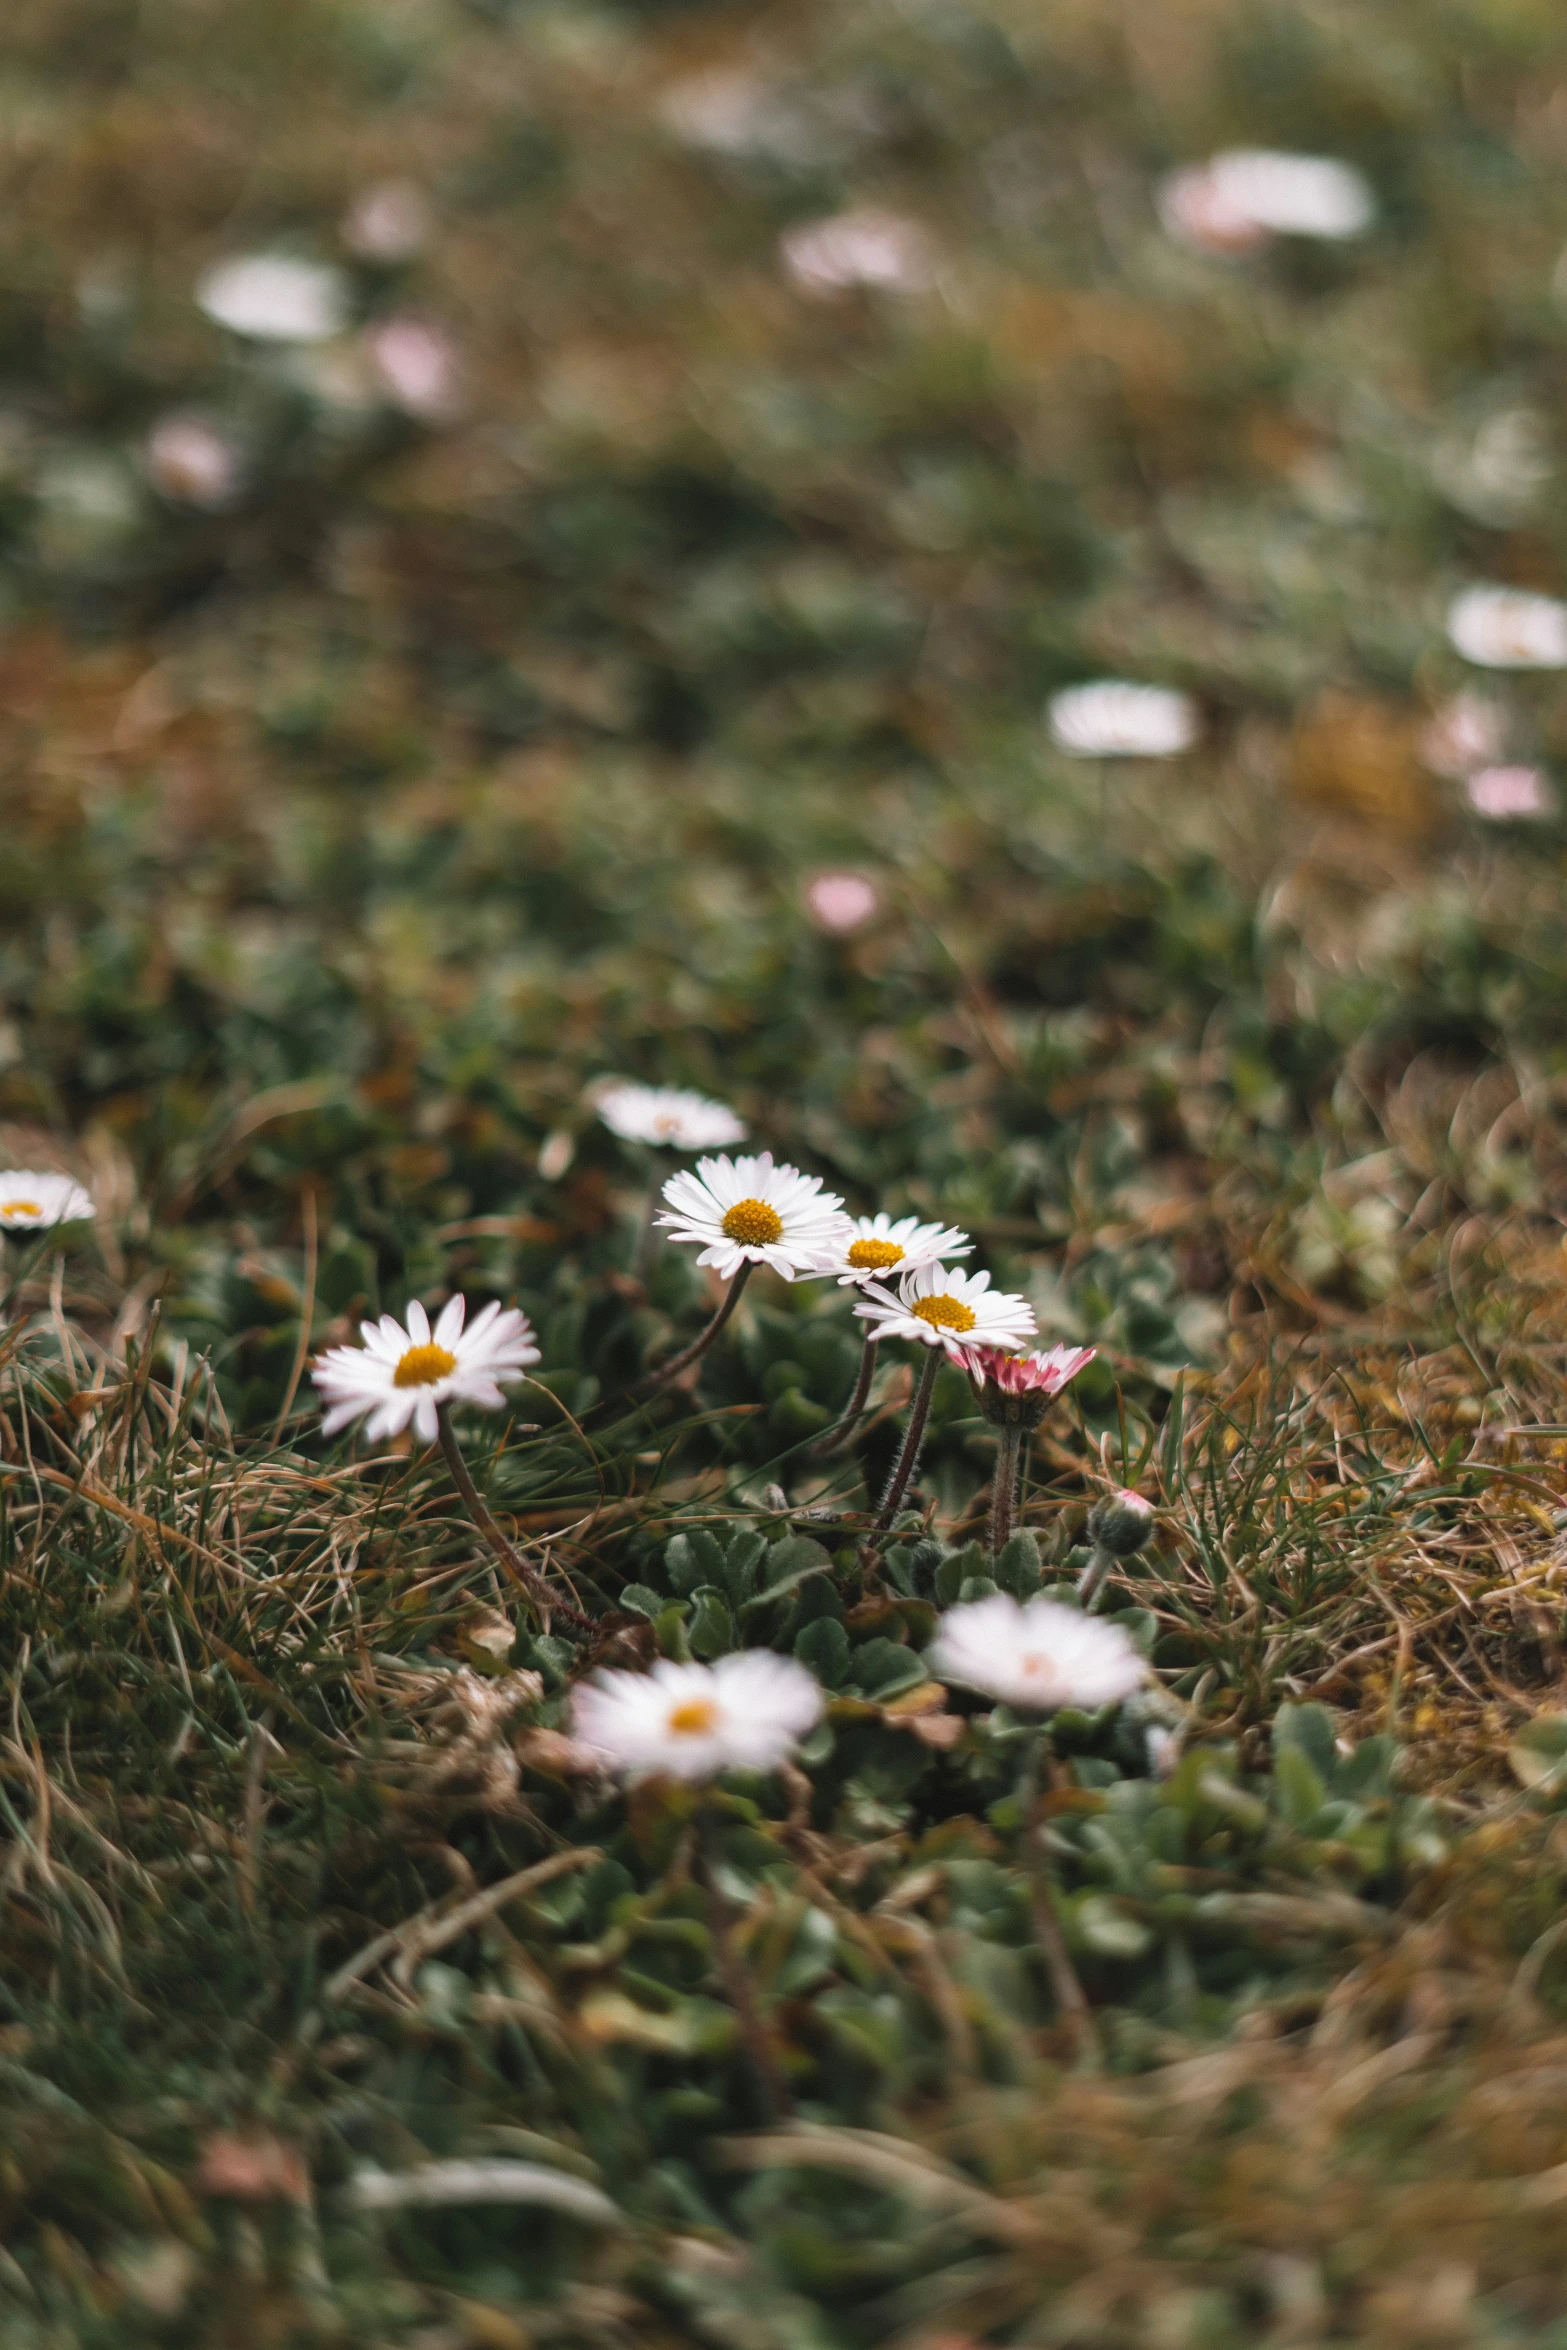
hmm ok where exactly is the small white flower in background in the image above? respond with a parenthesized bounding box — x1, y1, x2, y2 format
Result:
(657, 1152, 849, 1282)
(1047, 680, 1199, 759)
(196, 254, 350, 343)
(780, 208, 935, 296)
(1158, 150, 1374, 251)
(143, 414, 244, 510)
(0, 1172, 95, 1230)
(1466, 765, 1555, 820)
(341, 179, 432, 263)
(930, 1594, 1145, 1712)
(366, 317, 464, 421)
(596, 1083, 746, 1152)
(815, 1212, 971, 1288)
(805, 870, 880, 933)
(657, 71, 817, 166)
(1447, 585, 1567, 670)
(572, 1652, 823, 1780)
(312, 1296, 540, 1443)
(1419, 692, 1506, 779)
(855, 1261, 1036, 1361)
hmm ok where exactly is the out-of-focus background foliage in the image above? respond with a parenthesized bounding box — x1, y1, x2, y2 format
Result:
(13, 0, 1567, 2343)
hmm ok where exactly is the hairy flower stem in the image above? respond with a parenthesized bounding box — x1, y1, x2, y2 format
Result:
(809, 1335, 879, 1458)
(628, 1260, 753, 1401)
(1019, 1725, 1096, 2065)
(699, 1810, 789, 2120)
(1076, 1544, 1116, 1613)
(874, 1347, 941, 1532)
(436, 1404, 590, 1634)
(987, 1422, 1025, 1556)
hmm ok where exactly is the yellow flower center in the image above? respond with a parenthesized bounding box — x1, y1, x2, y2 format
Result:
(0, 1201, 41, 1220)
(847, 1238, 904, 1270)
(721, 1198, 784, 1247)
(910, 1293, 977, 1335)
(667, 1698, 719, 1737)
(393, 1342, 459, 1389)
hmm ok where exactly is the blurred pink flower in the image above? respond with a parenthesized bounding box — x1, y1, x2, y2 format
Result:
(1465, 765, 1554, 820)
(806, 870, 880, 932)
(366, 317, 464, 420)
(342, 179, 432, 263)
(780, 209, 935, 296)
(1419, 692, 1505, 779)
(1158, 152, 1373, 253)
(144, 414, 243, 510)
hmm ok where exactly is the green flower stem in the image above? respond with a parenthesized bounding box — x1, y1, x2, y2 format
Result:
(631, 1153, 662, 1281)
(1019, 1724, 1096, 2065)
(1076, 1544, 1116, 1613)
(809, 1334, 879, 1458)
(435, 1403, 590, 1634)
(699, 1808, 789, 2120)
(628, 1260, 753, 1402)
(987, 1421, 1025, 1556)
(874, 1346, 941, 1531)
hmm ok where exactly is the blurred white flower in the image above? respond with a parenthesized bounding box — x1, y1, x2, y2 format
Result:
(312, 1296, 539, 1443)
(342, 179, 432, 263)
(1158, 150, 1374, 251)
(1447, 585, 1567, 669)
(196, 255, 350, 343)
(657, 1152, 849, 1281)
(1465, 765, 1555, 820)
(1048, 680, 1199, 758)
(1419, 691, 1506, 779)
(596, 1083, 746, 1151)
(780, 208, 935, 295)
(657, 71, 817, 165)
(0, 1172, 95, 1231)
(930, 1593, 1145, 1712)
(854, 1262, 1036, 1361)
(366, 316, 464, 420)
(814, 1213, 972, 1288)
(572, 1652, 823, 1780)
(805, 870, 880, 932)
(143, 414, 244, 510)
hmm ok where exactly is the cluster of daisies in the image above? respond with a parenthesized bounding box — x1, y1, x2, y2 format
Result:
(302, 1081, 1143, 1774)
(311, 1079, 1095, 1434)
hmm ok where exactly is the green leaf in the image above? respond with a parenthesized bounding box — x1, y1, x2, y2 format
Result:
(618, 1584, 665, 1620)
(687, 1586, 735, 1660)
(795, 1616, 851, 1688)
(1273, 1703, 1339, 1785)
(1510, 1712, 1567, 1795)
(994, 1530, 1042, 1597)
(847, 1637, 926, 1700)
(1074, 1895, 1153, 1959)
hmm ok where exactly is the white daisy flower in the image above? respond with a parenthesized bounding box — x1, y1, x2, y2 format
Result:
(656, 1152, 849, 1282)
(196, 254, 350, 344)
(1466, 764, 1554, 820)
(1447, 585, 1567, 670)
(595, 1082, 747, 1152)
(854, 1261, 1036, 1362)
(815, 1212, 972, 1289)
(0, 1172, 95, 1231)
(780, 208, 936, 296)
(312, 1295, 540, 1444)
(1047, 680, 1199, 759)
(572, 1651, 823, 1781)
(929, 1593, 1145, 1713)
(1159, 150, 1373, 250)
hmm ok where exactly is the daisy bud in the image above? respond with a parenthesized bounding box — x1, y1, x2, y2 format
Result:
(1085, 1489, 1156, 1557)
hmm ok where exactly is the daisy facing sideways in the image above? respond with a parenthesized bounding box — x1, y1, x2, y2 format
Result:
(0, 1172, 95, 1230)
(595, 1081, 746, 1152)
(816, 1212, 972, 1287)
(930, 1593, 1145, 1714)
(312, 1295, 540, 1444)
(657, 1151, 849, 1282)
(572, 1651, 823, 1781)
(855, 1261, 1036, 1362)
